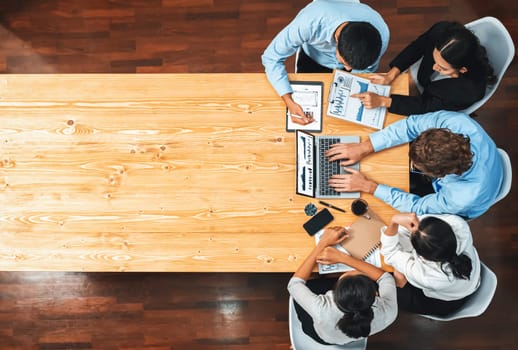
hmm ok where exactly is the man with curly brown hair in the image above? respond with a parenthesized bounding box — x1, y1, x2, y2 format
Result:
(324, 111, 503, 219)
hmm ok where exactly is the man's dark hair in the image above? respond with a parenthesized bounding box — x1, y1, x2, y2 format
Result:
(409, 128, 473, 178)
(337, 22, 381, 70)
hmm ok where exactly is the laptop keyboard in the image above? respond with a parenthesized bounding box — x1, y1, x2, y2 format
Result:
(318, 137, 341, 196)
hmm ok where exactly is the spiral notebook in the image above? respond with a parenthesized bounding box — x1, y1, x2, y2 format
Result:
(341, 211, 385, 260)
(314, 229, 382, 274)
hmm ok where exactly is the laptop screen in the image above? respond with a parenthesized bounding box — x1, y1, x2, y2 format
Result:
(296, 131, 315, 197)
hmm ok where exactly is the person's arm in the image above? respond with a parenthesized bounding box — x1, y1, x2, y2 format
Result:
(368, 111, 448, 152)
(392, 269, 408, 288)
(374, 180, 475, 218)
(286, 276, 324, 316)
(293, 226, 349, 280)
(261, 10, 316, 125)
(388, 78, 484, 116)
(261, 9, 313, 98)
(389, 22, 447, 72)
(380, 213, 454, 291)
(380, 213, 419, 265)
(316, 246, 385, 281)
(369, 272, 398, 333)
(388, 94, 433, 116)
(287, 226, 349, 319)
(385, 213, 419, 235)
(380, 223, 424, 288)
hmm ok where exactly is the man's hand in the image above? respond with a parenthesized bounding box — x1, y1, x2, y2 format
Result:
(316, 246, 349, 265)
(325, 140, 374, 164)
(351, 91, 391, 109)
(328, 167, 378, 193)
(282, 94, 314, 125)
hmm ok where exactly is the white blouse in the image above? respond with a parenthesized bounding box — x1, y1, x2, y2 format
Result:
(381, 214, 480, 301)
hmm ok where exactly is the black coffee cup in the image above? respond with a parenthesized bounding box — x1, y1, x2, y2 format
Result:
(351, 199, 371, 219)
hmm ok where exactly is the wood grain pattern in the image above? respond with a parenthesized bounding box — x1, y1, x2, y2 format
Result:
(0, 73, 407, 272)
(0, 1, 515, 349)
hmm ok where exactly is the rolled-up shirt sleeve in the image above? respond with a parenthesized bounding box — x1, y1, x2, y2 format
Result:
(369, 112, 456, 152)
(374, 183, 472, 217)
(261, 14, 314, 97)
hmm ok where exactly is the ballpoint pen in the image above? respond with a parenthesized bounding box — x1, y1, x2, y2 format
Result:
(319, 200, 346, 213)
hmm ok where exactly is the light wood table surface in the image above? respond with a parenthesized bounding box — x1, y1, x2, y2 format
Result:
(0, 73, 408, 272)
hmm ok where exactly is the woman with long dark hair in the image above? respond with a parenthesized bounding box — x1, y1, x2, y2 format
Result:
(288, 226, 397, 345)
(353, 21, 495, 115)
(381, 213, 481, 316)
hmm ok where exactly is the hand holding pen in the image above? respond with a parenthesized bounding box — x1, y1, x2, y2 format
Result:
(285, 98, 314, 125)
(290, 112, 314, 125)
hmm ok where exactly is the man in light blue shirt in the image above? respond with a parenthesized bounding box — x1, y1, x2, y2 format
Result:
(261, 0, 389, 125)
(325, 111, 503, 220)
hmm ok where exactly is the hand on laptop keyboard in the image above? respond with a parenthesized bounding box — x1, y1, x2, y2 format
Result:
(325, 140, 374, 164)
(328, 167, 378, 194)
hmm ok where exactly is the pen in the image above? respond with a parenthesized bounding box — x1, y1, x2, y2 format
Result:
(290, 113, 304, 119)
(319, 200, 346, 213)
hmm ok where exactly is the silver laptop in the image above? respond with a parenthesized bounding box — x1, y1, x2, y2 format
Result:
(296, 130, 360, 199)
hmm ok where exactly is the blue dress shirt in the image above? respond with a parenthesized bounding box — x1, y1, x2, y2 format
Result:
(369, 111, 503, 219)
(261, 0, 389, 97)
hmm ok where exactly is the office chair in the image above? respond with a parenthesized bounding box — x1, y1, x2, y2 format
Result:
(289, 296, 368, 350)
(493, 148, 512, 205)
(419, 262, 497, 321)
(461, 17, 515, 115)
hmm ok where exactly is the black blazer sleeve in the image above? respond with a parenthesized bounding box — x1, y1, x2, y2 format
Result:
(389, 77, 486, 116)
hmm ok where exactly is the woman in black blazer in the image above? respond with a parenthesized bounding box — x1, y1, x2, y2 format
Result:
(353, 21, 495, 116)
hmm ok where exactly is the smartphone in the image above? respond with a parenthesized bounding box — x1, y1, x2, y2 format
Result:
(303, 208, 334, 236)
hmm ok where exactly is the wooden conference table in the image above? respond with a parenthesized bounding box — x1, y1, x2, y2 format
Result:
(0, 73, 408, 272)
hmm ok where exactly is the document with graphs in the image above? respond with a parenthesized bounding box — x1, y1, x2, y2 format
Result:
(327, 70, 391, 130)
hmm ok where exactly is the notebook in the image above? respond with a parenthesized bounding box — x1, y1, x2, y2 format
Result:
(341, 210, 385, 260)
(314, 229, 382, 274)
(295, 130, 360, 199)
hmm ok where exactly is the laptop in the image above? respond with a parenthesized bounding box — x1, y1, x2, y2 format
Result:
(296, 130, 360, 199)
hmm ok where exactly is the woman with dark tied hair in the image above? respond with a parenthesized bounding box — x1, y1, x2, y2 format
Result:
(332, 274, 379, 338)
(352, 21, 496, 115)
(381, 213, 481, 316)
(288, 226, 397, 345)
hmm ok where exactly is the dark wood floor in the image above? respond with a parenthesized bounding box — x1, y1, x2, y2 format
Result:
(0, 1, 516, 349)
